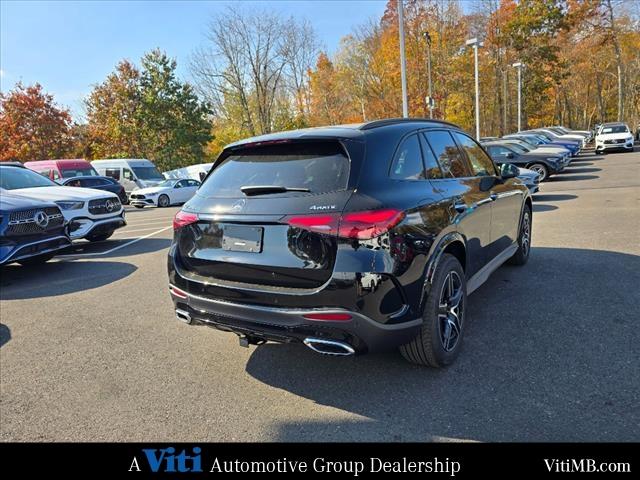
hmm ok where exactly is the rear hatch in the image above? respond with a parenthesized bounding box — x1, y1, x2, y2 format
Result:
(174, 139, 359, 290)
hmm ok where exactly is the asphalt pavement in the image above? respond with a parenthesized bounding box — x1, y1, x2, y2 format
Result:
(1, 147, 638, 441)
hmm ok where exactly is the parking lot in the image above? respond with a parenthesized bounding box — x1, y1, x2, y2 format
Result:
(1, 147, 638, 442)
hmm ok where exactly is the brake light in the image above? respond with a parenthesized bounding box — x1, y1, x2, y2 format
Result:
(339, 209, 405, 239)
(303, 313, 352, 321)
(284, 209, 404, 240)
(285, 214, 339, 234)
(173, 211, 199, 230)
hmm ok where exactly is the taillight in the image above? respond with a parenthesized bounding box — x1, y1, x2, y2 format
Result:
(173, 211, 198, 230)
(338, 209, 405, 239)
(284, 209, 404, 240)
(285, 214, 339, 234)
(303, 313, 352, 321)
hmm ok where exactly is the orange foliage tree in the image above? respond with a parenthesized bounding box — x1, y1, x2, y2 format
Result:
(0, 83, 74, 161)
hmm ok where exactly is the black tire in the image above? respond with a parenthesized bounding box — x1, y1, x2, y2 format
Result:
(528, 163, 549, 182)
(158, 194, 170, 208)
(508, 205, 532, 266)
(86, 231, 114, 242)
(400, 254, 466, 367)
(134, 205, 144, 209)
(17, 253, 55, 266)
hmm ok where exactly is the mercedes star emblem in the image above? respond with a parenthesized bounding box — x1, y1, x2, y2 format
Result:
(34, 211, 49, 228)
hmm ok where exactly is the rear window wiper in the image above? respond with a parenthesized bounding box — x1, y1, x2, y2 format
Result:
(240, 185, 311, 196)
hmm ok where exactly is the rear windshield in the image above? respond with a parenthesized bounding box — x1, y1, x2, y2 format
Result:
(199, 141, 350, 197)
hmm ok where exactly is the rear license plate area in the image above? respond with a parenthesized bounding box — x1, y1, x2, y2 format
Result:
(222, 225, 263, 253)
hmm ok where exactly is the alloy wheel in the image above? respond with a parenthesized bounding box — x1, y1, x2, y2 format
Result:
(530, 164, 547, 180)
(438, 271, 464, 352)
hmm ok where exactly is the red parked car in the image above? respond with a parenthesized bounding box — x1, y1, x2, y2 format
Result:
(23, 159, 99, 182)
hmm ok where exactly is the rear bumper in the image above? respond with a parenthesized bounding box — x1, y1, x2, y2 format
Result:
(168, 284, 422, 354)
(0, 235, 71, 265)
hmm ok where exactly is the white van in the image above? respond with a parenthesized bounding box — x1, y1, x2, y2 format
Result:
(91, 159, 165, 196)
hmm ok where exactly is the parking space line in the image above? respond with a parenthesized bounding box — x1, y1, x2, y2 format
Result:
(57, 226, 172, 258)
(112, 226, 171, 234)
(121, 220, 172, 228)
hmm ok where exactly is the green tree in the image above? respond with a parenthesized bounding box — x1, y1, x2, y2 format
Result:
(85, 50, 212, 171)
(138, 50, 212, 171)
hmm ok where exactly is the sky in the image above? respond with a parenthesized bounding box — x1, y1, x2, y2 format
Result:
(0, 0, 390, 119)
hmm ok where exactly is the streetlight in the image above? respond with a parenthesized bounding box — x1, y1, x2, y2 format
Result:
(423, 31, 434, 118)
(466, 37, 483, 140)
(512, 62, 524, 132)
(398, 0, 408, 118)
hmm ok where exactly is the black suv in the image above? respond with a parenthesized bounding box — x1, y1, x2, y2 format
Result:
(168, 119, 532, 367)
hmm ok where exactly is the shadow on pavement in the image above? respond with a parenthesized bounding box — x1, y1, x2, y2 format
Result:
(532, 204, 558, 212)
(63, 238, 171, 259)
(532, 194, 578, 202)
(550, 174, 598, 182)
(0, 260, 137, 300)
(0, 324, 10, 348)
(564, 167, 601, 174)
(567, 161, 593, 167)
(246, 247, 640, 442)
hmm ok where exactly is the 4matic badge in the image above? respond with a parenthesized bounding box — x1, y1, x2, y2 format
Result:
(309, 204, 336, 211)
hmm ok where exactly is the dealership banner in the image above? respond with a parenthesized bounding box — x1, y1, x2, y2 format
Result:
(0, 443, 634, 476)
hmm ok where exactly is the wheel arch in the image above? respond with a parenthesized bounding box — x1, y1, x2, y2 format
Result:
(419, 232, 467, 312)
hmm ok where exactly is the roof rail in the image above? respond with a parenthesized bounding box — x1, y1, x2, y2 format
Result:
(359, 117, 460, 131)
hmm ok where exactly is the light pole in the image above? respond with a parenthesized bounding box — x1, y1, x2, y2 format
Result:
(398, 0, 408, 118)
(466, 37, 483, 140)
(512, 62, 524, 132)
(423, 31, 433, 118)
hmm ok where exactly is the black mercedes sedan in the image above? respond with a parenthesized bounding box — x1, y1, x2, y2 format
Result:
(481, 141, 566, 181)
(168, 118, 532, 367)
(0, 193, 71, 266)
(61, 176, 128, 204)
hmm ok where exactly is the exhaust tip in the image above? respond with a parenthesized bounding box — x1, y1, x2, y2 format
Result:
(175, 308, 192, 324)
(303, 337, 355, 356)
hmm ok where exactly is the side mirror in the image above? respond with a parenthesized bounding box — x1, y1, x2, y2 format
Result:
(500, 163, 519, 179)
(506, 152, 515, 159)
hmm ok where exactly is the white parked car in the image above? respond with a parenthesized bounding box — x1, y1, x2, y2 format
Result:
(129, 178, 201, 208)
(0, 164, 125, 241)
(595, 122, 634, 154)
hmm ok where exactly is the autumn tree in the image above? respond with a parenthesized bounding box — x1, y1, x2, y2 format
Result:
(85, 60, 143, 159)
(0, 83, 73, 161)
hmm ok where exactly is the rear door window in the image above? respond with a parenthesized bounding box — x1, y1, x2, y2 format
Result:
(199, 141, 350, 198)
(423, 130, 470, 178)
(389, 134, 425, 180)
